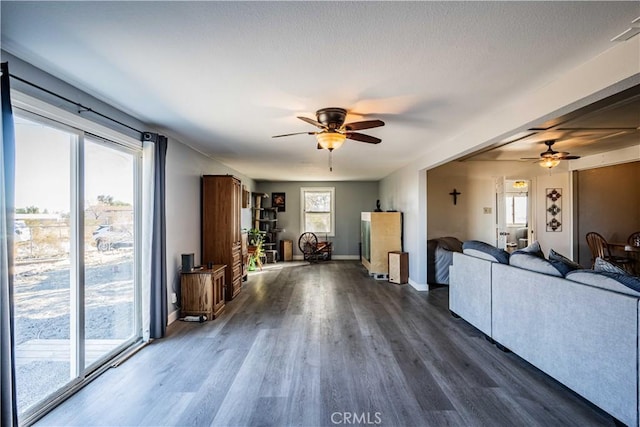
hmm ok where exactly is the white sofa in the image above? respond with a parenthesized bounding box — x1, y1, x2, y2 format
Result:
(450, 251, 640, 426)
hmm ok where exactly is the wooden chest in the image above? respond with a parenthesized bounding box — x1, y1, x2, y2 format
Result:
(180, 265, 226, 319)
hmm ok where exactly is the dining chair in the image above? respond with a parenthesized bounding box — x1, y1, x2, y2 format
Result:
(586, 232, 634, 273)
(628, 231, 640, 247)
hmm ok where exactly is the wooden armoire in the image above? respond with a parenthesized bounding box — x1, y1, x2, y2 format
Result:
(202, 175, 242, 301)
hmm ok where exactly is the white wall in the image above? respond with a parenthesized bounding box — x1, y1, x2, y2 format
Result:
(165, 140, 256, 322)
(427, 163, 497, 244)
(379, 166, 426, 289)
(380, 38, 639, 288)
(532, 173, 571, 258)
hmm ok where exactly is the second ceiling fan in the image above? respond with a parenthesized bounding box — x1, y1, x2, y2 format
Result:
(522, 140, 581, 168)
(272, 107, 385, 151)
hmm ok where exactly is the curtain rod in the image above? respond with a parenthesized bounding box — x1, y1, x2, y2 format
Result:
(9, 73, 144, 135)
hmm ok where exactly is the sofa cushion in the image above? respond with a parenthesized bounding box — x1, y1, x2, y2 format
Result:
(548, 249, 583, 273)
(512, 240, 544, 258)
(462, 240, 510, 264)
(509, 252, 564, 277)
(594, 257, 627, 275)
(566, 269, 640, 296)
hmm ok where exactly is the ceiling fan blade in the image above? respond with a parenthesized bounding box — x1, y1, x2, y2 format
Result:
(520, 157, 540, 160)
(343, 119, 385, 131)
(272, 131, 315, 138)
(346, 132, 381, 144)
(297, 116, 326, 129)
(555, 152, 581, 160)
(554, 151, 571, 158)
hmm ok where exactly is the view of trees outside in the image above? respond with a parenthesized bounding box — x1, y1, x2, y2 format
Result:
(83, 138, 136, 365)
(304, 190, 331, 233)
(13, 116, 137, 415)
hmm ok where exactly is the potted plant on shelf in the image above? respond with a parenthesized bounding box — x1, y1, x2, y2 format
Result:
(247, 228, 265, 271)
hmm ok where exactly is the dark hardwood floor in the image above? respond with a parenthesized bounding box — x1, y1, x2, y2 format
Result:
(37, 261, 614, 426)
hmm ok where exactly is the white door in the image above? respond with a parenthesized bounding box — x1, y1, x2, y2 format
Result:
(495, 177, 508, 249)
(528, 178, 536, 247)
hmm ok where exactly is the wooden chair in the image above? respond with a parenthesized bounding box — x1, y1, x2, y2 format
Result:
(586, 232, 634, 273)
(628, 231, 640, 247)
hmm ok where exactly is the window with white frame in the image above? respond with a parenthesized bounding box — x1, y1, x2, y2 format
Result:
(300, 187, 335, 236)
(506, 193, 528, 226)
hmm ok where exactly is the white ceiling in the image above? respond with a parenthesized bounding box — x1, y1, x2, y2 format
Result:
(2, 1, 639, 181)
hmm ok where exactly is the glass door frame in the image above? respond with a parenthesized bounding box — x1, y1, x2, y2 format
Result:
(12, 100, 143, 424)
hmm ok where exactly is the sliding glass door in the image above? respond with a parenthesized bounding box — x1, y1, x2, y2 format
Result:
(13, 112, 141, 420)
(83, 137, 137, 366)
(13, 115, 74, 412)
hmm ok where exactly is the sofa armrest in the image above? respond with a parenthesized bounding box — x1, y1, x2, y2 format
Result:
(449, 252, 493, 336)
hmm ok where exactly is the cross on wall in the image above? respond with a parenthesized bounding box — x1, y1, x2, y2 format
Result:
(449, 188, 461, 205)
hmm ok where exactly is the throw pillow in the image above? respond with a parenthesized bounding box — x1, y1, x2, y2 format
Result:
(509, 252, 564, 277)
(594, 257, 628, 275)
(462, 240, 510, 264)
(549, 249, 583, 272)
(512, 240, 544, 258)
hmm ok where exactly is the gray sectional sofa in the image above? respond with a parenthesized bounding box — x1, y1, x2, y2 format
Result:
(450, 248, 640, 426)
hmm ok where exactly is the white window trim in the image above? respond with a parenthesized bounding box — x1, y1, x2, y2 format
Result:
(300, 187, 336, 237)
(11, 90, 141, 151)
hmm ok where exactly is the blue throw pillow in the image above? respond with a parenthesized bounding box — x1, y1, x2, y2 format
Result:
(594, 257, 628, 275)
(549, 249, 583, 272)
(512, 240, 544, 258)
(462, 240, 510, 264)
(547, 259, 575, 276)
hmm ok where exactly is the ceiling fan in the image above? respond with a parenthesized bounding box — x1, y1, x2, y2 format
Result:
(272, 107, 385, 152)
(522, 140, 581, 168)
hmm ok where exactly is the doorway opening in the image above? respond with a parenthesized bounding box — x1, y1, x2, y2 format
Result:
(496, 178, 532, 252)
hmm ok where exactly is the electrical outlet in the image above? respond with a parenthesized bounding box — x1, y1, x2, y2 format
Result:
(483, 207, 492, 214)
(171, 292, 177, 304)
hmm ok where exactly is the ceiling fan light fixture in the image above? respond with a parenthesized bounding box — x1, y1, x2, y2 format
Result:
(316, 131, 346, 151)
(513, 180, 528, 189)
(539, 158, 560, 169)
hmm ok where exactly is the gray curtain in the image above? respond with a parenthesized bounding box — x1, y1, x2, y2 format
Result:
(1, 62, 18, 426)
(149, 135, 168, 338)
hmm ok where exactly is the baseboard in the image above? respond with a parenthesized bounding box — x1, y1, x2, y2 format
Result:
(331, 255, 360, 260)
(168, 309, 180, 325)
(409, 279, 428, 291)
(292, 255, 360, 261)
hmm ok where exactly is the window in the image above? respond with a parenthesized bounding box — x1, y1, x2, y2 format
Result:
(301, 187, 335, 236)
(506, 193, 528, 226)
(12, 102, 141, 423)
